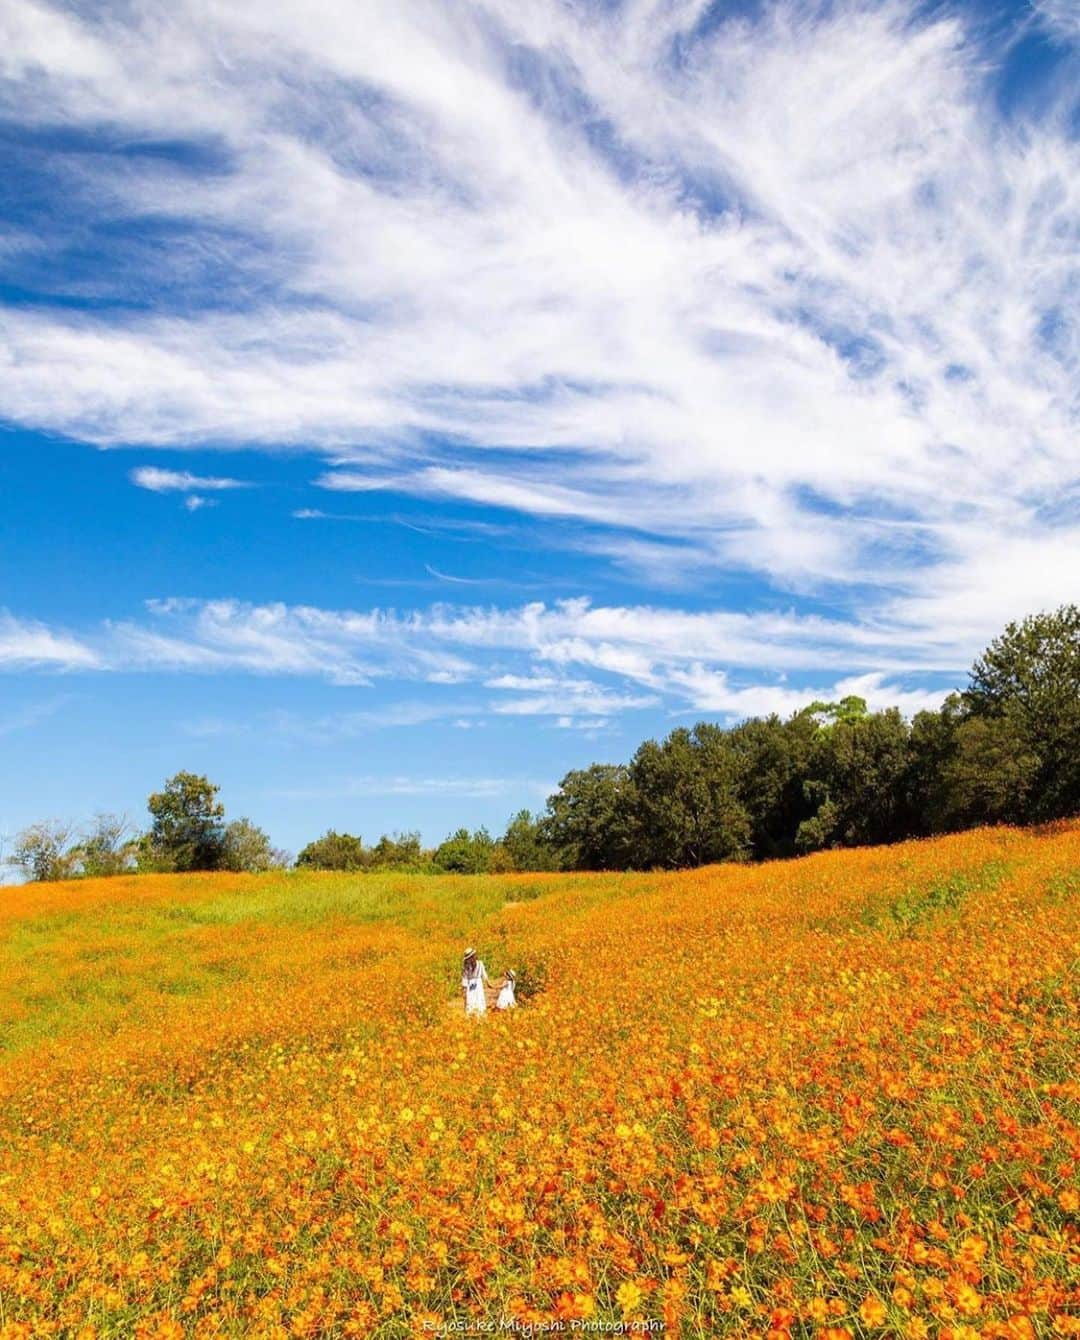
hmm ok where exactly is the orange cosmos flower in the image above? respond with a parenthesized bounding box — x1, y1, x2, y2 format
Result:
(859, 1295, 888, 1327)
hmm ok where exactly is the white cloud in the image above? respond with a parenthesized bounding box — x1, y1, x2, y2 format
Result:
(832, 673, 950, 717)
(130, 466, 248, 494)
(490, 684, 659, 719)
(2, 594, 969, 722)
(0, 0, 1073, 633)
(485, 674, 563, 691)
(1032, 0, 1080, 44)
(0, 611, 100, 670)
(886, 526, 1080, 655)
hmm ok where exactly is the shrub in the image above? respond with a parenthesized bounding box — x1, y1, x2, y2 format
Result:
(295, 830, 366, 871)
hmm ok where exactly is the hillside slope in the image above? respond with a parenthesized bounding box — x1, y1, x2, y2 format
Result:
(1, 824, 1078, 1337)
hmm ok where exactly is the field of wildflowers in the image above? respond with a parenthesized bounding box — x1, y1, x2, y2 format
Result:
(1, 823, 1078, 1339)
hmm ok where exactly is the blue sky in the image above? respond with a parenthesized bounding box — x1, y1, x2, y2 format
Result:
(0, 0, 1077, 862)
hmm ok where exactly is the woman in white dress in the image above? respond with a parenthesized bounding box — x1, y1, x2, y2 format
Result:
(496, 969, 517, 1011)
(461, 947, 490, 1015)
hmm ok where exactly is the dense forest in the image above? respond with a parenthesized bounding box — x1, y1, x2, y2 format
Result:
(7, 605, 1078, 881)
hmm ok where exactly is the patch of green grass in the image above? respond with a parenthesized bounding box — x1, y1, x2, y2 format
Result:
(1045, 869, 1080, 904)
(880, 860, 1010, 937)
(0, 868, 623, 1054)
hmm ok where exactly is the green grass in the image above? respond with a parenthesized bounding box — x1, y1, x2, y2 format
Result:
(852, 857, 1013, 936)
(0, 866, 648, 1055)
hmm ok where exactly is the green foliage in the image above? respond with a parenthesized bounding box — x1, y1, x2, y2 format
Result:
(7, 605, 1078, 887)
(629, 724, 750, 868)
(540, 764, 640, 871)
(794, 792, 839, 854)
(11, 814, 137, 882)
(293, 830, 432, 873)
(729, 712, 819, 858)
(432, 827, 495, 874)
(1044, 870, 1080, 904)
(939, 713, 1039, 828)
(905, 694, 965, 834)
(487, 843, 515, 874)
(804, 695, 869, 727)
(966, 605, 1080, 822)
(295, 830, 366, 871)
(501, 810, 558, 871)
(795, 708, 912, 851)
(879, 861, 1008, 937)
(887, 874, 975, 935)
(74, 814, 136, 878)
(537, 606, 1079, 871)
(220, 818, 282, 873)
(146, 772, 226, 872)
(11, 821, 78, 883)
(367, 831, 425, 870)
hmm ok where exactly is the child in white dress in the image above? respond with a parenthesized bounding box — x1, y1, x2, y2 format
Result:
(461, 947, 490, 1015)
(496, 969, 517, 1010)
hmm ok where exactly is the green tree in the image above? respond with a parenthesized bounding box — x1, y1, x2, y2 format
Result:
(146, 772, 226, 872)
(965, 605, 1080, 821)
(432, 827, 495, 874)
(75, 813, 136, 877)
(220, 818, 281, 873)
(487, 842, 516, 874)
(938, 714, 1038, 829)
(796, 708, 913, 852)
(728, 712, 820, 858)
(295, 830, 365, 871)
(541, 764, 639, 870)
(367, 832, 425, 869)
(630, 724, 750, 868)
(805, 695, 869, 727)
(501, 809, 558, 871)
(905, 695, 965, 834)
(11, 820, 78, 883)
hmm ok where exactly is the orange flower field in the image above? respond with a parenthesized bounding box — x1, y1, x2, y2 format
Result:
(1, 823, 1078, 1339)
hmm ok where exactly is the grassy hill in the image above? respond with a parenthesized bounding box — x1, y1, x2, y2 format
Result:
(1, 824, 1078, 1337)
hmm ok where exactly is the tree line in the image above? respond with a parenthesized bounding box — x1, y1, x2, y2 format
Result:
(5, 606, 1078, 882)
(4, 773, 289, 883)
(534, 605, 1079, 870)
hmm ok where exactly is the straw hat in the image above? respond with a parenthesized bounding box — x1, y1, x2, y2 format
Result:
(463, 946, 476, 960)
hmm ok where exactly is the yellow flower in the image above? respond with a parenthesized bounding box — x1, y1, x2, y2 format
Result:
(616, 1281, 643, 1319)
(955, 1283, 982, 1316)
(859, 1295, 888, 1327)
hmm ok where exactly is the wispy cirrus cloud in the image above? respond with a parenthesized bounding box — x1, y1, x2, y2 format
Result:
(130, 467, 249, 494)
(0, 593, 984, 725)
(0, 0, 1073, 630)
(0, 611, 100, 670)
(1033, 0, 1080, 44)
